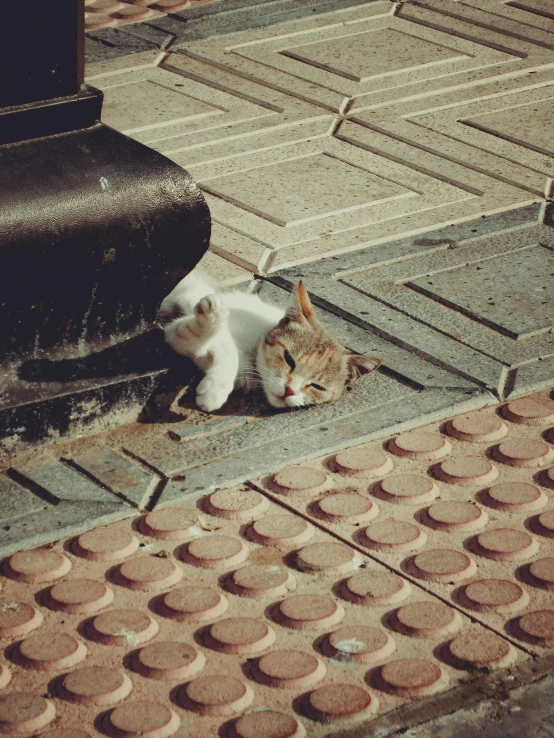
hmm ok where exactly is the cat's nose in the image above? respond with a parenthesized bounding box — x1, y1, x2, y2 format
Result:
(284, 386, 296, 397)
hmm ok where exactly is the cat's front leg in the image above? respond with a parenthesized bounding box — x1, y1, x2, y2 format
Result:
(164, 294, 228, 357)
(196, 339, 239, 412)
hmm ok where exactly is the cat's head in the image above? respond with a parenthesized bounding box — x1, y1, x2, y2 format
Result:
(258, 281, 381, 409)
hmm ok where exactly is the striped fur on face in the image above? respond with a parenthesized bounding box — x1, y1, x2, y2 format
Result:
(257, 282, 380, 409)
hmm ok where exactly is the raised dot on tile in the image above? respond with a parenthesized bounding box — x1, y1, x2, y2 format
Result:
(296, 542, 356, 574)
(379, 659, 444, 696)
(86, 0, 123, 11)
(158, 586, 228, 622)
(426, 501, 487, 532)
(435, 457, 498, 486)
(0, 601, 43, 638)
(133, 641, 205, 680)
(449, 629, 513, 667)
(255, 650, 326, 689)
(529, 557, 554, 590)
(271, 467, 330, 495)
(113, 5, 150, 18)
(476, 528, 538, 560)
(446, 413, 508, 442)
(333, 446, 392, 477)
(206, 618, 275, 655)
(105, 701, 180, 737)
(0, 665, 10, 690)
(88, 608, 158, 646)
(393, 602, 461, 639)
(204, 488, 268, 520)
(376, 474, 439, 505)
(326, 625, 395, 664)
(390, 431, 450, 460)
(231, 710, 306, 738)
(410, 549, 476, 582)
(536, 509, 554, 538)
(139, 508, 198, 540)
(182, 535, 248, 568)
(5, 549, 71, 583)
(503, 396, 554, 425)
(314, 492, 378, 523)
(0, 693, 56, 734)
(18, 633, 87, 671)
(493, 438, 554, 468)
(361, 520, 426, 552)
(115, 557, 182, 591)
(341, 570, 411, 606)
(275, 594, 344, 630)
(543, 467, 554, 491)
(180, 675, 253, 716)
(228, 565, 295, 599)
(250, 514, 313, 549)
(60, 666, 132, 705)
(46, 578, 113, 614)
(306, 684, 376, 720)
(519, 610, 554, 642)
(73, 527, 138, 561)
(464, 579, 528, 613)
(488, 482, 546, 512)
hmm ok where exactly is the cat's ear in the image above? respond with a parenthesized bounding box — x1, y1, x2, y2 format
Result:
(346, 354, 381, 384)
(295, 281, 316, 323)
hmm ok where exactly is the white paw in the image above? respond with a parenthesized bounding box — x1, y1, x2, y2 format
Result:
(194, 294, 227, 325)
(196, 375, 232, 412)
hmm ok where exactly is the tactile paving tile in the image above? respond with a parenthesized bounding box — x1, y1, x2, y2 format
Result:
(252, 389, 554, 657)
(0, 481, 527, 736)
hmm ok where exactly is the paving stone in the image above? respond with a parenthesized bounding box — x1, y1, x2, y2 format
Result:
(10, 461, 124, 505)
(0, 476, 46, 524)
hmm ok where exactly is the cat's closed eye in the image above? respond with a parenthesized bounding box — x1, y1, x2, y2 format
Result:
(283, 349, 296, 370)
(310, 382, 326, 391)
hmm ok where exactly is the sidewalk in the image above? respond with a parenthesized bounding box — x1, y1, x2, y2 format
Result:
(2, 1, 554, 736)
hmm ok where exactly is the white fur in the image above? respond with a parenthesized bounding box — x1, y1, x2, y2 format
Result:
(161, 271, 290, 412)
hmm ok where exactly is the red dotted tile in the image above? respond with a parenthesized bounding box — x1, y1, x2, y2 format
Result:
(73, 527, 138, 561)
(305, 683, 376, 720)
(375, 474, 439, 505)
(518, 610, 554, 642)
(528, 557, 554, 590)
(179, 675, 253, 715)
(475, 528, 538, 560)
(325, 625, 395, 663)
(250, 514, 313, 549)
(360, 520, 426, 552)
(0, 601, 43, 638)
(270, 467, 331, 495)
(389, 431, 451, 460)
(60, 666, 132, 705)
(341, 570, 411, 606)
(435, 457, 498, 485)
(204, 488, 268, 520)
(493, 438, 554, 467)
(296, 542, 356, 574)
(152, 0, 191, 7)
(230, 711, 306, 738)
(425, 501, 487, 532)
(536, 509, 554, 538)
(84, 13, 116, 30)
(378, 659, 444, 696)
(87, 0, 124, 12)
(45, 578, 113, 613)
(254, 650, 326, 689)
(392, 601, 462, 639)
(205, 617, 275, 654)
(37, 730, 92, 738)
(0, 693, 56, 735)
(333, 446, 393, 477)
(409, 549, 476, 582)
(446, 413, 508, 442)
(113, 5, 151, 18)
(314, 492, 378, 523)
(139, 508, 198, 540)
(182, 535, 248, 568)
(132, 641, 205, 680)
(275, 594, 344, 630)
(104, 701, 180, 737)
(0, 665, 10, 690)
(157, 586, 228, 622)
(542, 466, 554, 491)
(448, 629, 514, 667)
(115, 556, 182, 590)
(5, 549, 71, 583)
(88, 608, 158, 646)
(17, 633, 87, 671)
(485, 482, 547, 511)
(463, 579, 529, 613)
(228, 565, 296, 599)
(503, 396, 554, 425)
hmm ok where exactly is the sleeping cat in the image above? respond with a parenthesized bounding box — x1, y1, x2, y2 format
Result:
(159, 270, 381, 412)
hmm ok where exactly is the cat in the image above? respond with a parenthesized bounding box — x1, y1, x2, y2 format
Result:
(158, 270, 381, 413)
